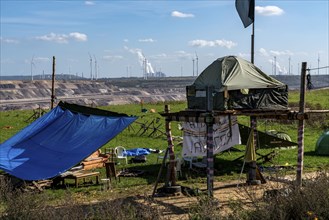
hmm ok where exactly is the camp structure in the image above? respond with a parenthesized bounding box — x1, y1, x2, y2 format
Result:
(0, 101, 137, 181)
(157, 60, 316, 197)
(315, 130, 329, 156)
(186, 55, 288, 110)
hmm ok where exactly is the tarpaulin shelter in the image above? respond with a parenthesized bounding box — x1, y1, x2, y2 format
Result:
(187, 55, 288, 110)
(239, 124, 297, 149)
(0, 101, 137, 181)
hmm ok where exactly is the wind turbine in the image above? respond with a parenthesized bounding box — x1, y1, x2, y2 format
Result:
(30, 55, 36, 81)
(288, 56, 291, 75)
(318, 53, 320, 75)
(94, 55, 97, 80)
(88, 52, 93, 80)
(195, 51, 199, 76)
(192, 58, 195, 77)
(274, 56, 276, 76)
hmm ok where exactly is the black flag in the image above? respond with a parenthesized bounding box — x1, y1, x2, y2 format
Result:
(235, 0, 255, 28)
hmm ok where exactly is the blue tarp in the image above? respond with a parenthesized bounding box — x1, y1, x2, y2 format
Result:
(124, 148, 151, 157)
(0, 102, 137, 181)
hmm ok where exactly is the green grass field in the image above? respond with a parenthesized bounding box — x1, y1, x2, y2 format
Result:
(0, 89, 328, 193)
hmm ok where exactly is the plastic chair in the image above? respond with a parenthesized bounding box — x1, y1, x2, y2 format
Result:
(115, 146, 128, 165)
(183, 156, 198, 169)
(175, 157, 183, 177)
(157, 155, 166, 163)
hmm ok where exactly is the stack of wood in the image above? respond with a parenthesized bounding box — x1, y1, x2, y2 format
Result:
(81, 149, 110, 170)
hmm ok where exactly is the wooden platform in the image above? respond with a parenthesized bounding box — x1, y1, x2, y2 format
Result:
(61, 171, 100, 187)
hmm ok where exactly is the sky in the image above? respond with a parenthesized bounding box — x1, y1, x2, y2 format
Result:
(1, 0, 328, 79)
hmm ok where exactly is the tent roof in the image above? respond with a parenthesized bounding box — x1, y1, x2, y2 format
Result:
(0, 102, 137, 180)
(193, 55, 286, 91)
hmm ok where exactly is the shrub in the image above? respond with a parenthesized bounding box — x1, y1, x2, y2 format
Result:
(226, 171, 329, 220)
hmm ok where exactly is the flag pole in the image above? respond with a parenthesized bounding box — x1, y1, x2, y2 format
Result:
(235, 0, 255, 63)
(251, 21, 255, 64)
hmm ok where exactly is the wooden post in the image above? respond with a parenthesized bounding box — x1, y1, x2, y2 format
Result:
(296, 62, 307, 187)
(164, 105, 176, 187)
(247, 116, 259, 184)
(206, 86, 214, 196)
(51, 56, 56, 109)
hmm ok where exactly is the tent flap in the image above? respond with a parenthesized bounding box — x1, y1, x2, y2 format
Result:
(0, 101, 137, 181)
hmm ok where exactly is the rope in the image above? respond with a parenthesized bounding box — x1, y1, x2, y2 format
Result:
(307, 66, 329, 71)
(306, 72, 314, 90)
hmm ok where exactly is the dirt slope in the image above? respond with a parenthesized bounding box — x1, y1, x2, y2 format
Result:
(0, 77, 193, 111)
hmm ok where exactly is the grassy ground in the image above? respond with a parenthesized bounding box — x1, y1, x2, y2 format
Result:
(0, 89, 328, 196)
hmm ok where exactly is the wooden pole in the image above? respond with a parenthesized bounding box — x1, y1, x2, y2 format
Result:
(247, 116, 259, 184)
(164, 105, 176, 187)
(51, 56, 56, 109)
(296, 62, 307, 186)
(206, 86, 214, 196)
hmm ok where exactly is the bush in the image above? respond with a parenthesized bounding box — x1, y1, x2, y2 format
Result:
(226, 171, 329, 220)
(0, 177, 164, 220)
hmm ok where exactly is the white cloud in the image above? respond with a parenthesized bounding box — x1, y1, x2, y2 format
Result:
(35, 33, 67, 43)
(256, 6, 284, 16)
(69, 32, 88, 42)
(0, 37, 19, 44)
(174, 50, 193, 60)
(270, 50, 293, 56)
(259, 48, 293, 57)
(102, 55, 123, 61)
(152, 53, 167, 59)
(189, 39, 237, 49)
(85, 1, 95, 6)
(175, 50, 189, 56)
(171, 11, 194, 18)
(238, 53, 250, 58)
(123, 39, 129, 43)
(35, 32, 88, 43)
(259, 48, 269, 57)
(139, 38, 156, 43)
(0, 58, 15, 64)
(124, 46, 140, 55)
(34, 57, 50, 62)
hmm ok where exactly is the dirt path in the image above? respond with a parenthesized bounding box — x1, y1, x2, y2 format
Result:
(143, 171, 322, 219)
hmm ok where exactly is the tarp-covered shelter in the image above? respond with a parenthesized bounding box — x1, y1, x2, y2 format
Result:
(239, 124, 297, 149)
(315, 130, 329, 156)
(0, 101, 137, 181)
(187, 56, 288, 110)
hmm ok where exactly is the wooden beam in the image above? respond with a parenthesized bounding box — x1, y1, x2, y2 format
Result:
(206, 86, 214, 197)
(164, 105, 176, 187)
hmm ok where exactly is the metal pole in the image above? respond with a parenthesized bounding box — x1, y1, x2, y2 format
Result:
(51, 56, 56, 109)
(296, 62, 307, 187)
(251, 22, 255, 64)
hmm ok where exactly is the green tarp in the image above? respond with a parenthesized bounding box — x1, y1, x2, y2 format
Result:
(315, 130, 329, 156)
(187, 56, 288, 110)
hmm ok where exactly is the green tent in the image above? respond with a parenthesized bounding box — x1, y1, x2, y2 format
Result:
(187, 56, 288, 110)
(315, 130, 329, 156)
